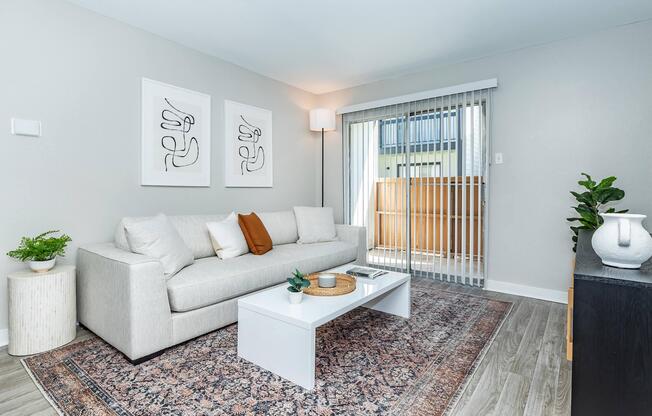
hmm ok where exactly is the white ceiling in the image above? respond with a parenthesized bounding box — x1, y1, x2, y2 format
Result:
(68, 0, 652, 94)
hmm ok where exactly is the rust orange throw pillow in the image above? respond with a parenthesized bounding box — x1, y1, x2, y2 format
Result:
(238, 213, 273, 255)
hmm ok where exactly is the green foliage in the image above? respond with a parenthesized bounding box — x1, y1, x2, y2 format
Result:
(6, 230, 72, 262)
(287, 269, 311, 293)
(567, 173, 627, 252)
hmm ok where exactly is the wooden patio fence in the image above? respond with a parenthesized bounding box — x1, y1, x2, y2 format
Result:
(373, 176, 484, 259)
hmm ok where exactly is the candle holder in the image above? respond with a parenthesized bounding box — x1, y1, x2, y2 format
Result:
(317, 273, 336, 288)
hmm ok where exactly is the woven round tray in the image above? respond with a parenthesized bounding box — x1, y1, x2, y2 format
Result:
(303, 273, 356, 296)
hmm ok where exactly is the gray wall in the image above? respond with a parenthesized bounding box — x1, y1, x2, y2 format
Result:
(317, 21, 652, 294)
(0, 0, 317, 333)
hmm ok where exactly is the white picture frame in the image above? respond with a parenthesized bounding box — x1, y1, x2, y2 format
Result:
(141, 78, 211, 187)
(224, 100, 273, 187)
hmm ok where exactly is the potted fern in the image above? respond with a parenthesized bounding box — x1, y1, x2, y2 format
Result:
(7, 230, 72, 273)
(287, 269, 311, 304)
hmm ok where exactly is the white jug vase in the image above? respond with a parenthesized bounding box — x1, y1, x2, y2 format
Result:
(591, 213, 652, 269)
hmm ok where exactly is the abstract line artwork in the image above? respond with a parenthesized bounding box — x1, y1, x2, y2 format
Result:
(141, 78, 211, 187)
(237, 115, 265, 174)
(161, 98, 200, 171)
(225, 100, 273, 187)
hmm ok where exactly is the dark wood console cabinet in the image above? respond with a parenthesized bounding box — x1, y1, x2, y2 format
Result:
(571, 231, 652, 415)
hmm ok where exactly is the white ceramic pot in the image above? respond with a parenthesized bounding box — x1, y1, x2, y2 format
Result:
(28, 258, 56, 273)
(592, 213, 652, 269)
(288, 291, 303, 304)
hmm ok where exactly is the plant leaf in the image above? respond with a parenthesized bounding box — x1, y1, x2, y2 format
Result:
(596, 176, 617, 190)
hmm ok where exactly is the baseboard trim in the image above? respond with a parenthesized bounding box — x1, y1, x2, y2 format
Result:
(484, 280, 567, 304)
(0, 328, 7, 347)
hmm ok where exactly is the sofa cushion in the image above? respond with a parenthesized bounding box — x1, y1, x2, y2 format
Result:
(115, 214, 227, 259)
(294, 206, 338, 244)
(207, 213, 249, 259)
(123, 213, 194, 277)
(257, 211, 298, 245)
(166, 241, 358, 312)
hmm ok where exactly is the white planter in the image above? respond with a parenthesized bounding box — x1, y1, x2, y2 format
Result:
(288, 291, 303, 304)
(28, 258, 56, 273)
(592, 213, 652, 269)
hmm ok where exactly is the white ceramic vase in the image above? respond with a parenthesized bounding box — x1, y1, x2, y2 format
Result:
(591, 213, 652, 269)
(28, 258, 56, 273)
(288, 291, 303, 304)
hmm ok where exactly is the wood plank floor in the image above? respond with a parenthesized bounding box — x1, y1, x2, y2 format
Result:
(0, 279, 570, 416)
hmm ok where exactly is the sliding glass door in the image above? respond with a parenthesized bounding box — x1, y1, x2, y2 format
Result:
(343, 89, 492, 286)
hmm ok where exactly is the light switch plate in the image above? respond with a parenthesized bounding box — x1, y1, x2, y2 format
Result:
(494, 152, 504, 164)
(11, 118, 42, 137)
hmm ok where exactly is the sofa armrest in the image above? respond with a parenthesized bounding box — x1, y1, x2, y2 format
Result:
(335, 224, 367, 266)
(77, 243, 172, 360)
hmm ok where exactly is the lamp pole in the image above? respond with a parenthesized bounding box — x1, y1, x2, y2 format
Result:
(321, 127, 324, 207)
(309, 108, 334, 208)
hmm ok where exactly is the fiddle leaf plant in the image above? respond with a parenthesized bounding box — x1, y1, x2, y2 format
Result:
(566, 173, 627, 252)
(6, 230, 72, 262)
(287, 269, 311, 293)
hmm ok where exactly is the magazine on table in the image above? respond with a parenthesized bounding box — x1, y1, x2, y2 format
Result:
(346, 266, 388, 279)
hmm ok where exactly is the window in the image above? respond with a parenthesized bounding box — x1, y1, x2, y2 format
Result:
(397, 162, 442, 178)
(379, 109, 459, 153)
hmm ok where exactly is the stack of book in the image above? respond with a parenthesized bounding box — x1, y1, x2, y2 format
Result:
(346, 266, 388, 279)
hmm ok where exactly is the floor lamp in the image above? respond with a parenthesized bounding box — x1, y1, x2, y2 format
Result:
(309, 108, 336, 207)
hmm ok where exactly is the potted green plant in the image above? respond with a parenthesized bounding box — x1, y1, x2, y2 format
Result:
(7, 230, 72, 273)
(287, 269, 311, 304)
(566, 173, 627, 252)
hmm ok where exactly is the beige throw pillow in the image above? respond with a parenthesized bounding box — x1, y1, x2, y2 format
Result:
(123, 213, 194, 276)
(293, 206, 338, 244)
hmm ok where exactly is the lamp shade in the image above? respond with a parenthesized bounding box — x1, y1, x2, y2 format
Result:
(309, 108, 336, 131)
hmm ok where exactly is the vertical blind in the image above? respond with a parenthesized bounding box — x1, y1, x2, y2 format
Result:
(342, 87, 493, 287)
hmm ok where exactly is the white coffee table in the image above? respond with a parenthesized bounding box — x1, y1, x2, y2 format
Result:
(237, 264, 411, 390)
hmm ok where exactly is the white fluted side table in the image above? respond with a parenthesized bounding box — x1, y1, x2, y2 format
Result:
(8, 265, 76, 356)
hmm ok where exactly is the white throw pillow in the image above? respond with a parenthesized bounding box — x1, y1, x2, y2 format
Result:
(293, 206, 338, 244)
(123, 213, 194, 277)
(206, 212, 249, 259)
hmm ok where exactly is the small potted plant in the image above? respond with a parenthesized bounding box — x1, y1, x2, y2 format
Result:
(7, 230, 72, 273)
(287, 269, 311, 304)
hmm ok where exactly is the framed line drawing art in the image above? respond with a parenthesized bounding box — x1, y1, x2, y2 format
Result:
(224, 100, 273, 187)
(141, 78, 211, 186)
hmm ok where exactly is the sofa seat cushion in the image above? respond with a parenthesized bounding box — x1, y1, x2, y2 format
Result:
(166, 241, 358, 312)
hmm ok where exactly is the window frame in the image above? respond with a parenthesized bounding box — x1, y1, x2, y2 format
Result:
(396, 161, 442, 178)
(378, 108, 460, 154)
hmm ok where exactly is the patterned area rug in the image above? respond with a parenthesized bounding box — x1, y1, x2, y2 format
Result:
(23, 281, 511, 415)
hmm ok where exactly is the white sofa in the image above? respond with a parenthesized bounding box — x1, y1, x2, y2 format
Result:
(77, 211, 366, 363)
